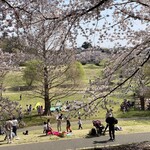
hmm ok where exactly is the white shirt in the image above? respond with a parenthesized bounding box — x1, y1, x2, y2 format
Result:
(12, 119, 18, 126)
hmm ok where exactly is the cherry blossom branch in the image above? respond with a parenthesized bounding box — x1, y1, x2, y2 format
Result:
(130, 0, 150, 8)
(89, 51, 150, 105)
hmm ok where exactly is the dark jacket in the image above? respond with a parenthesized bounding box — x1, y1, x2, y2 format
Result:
(106, 116, 117, 126)
(66, 120, 71, 127)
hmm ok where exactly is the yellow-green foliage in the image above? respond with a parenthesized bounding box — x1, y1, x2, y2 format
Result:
(4, 71, 25, 88)
(66, 61, 85, 82)
(23, 59, 42, 86)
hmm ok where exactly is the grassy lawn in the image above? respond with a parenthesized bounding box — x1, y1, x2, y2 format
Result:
(2, 65, 99, 105)
(83, 64, 103, 82)
(0, 119, 150, 146)
(1, 63, 150, 147)
(1, 63, 150, 122)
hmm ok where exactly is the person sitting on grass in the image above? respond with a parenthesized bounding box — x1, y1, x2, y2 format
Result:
(43, 121, 47, 134)
(46, 119, 52, 135)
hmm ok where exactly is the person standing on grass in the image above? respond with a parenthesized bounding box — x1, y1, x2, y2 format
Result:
(28, 104, 32, 114)
(106, 113, 118, 141)
(5, 118, 13, 144)
(19, 94, 22, 100)
(66, 117, 72, 132)
(57, 113, 63, 132)
(103, 108, 113, 135)
(78, 117, 83, 129)
(12, 116, 19, 137)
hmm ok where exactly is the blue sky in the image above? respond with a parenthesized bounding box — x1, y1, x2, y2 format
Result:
(75, 2, 147, 48)
(76, 16, 147, 48)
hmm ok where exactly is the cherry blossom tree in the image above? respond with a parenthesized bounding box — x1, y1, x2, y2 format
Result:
(0, 0, 86, 115)
(130, 62, 150, 110)
(0, 0, 150, 116)
(0, 48, 15, 98)
(0, 97, 22, 124)
(0, 49, 23, 125)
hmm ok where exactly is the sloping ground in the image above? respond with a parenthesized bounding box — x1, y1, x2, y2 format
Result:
(84, 141, 150, 150)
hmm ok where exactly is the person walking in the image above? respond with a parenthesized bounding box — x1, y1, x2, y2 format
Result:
(106, 113, 118, 141)
(78, 117, 83, 129)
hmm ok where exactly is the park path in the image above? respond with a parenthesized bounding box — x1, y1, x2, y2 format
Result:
(0, 132, 150, 150)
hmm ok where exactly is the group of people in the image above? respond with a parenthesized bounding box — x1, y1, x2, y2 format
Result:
(42, 109, 119, 142)
(2, 108, 118, 144)
(120, 99, 134, 113)
(25, 104, 45, 116)
(26, 104, 32, 114)
(3, 117, 19, 144)
(43, 114, 83, 135)
(91, 109, 119, 141)
(37, 105, 44, 115)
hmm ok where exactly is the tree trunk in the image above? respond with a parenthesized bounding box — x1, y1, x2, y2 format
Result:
(0, 83, 2, 98)
(43, 66, 51, 115)
(44, 96, 51, 115)
(140, 96, 145, 110)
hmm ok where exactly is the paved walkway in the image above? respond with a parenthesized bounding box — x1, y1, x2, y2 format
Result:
(0, 132, 150, 150)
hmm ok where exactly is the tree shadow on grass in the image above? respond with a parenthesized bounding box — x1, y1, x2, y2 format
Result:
(38, 134, 47, 137)
(85, 133, 105, 139)
(0, 140, 6, 145)
(85, 135, 99, 138)
(7, 86, 37, 92)
(93, 140, 109, 144)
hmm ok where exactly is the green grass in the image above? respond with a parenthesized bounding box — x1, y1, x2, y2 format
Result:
(1, 63, 150, 127)
(0, 118, 150, 146)
(83, 64, 103, 81)
(2, 64, 104, 109)
(118, 110, 150, 118)
(4, 71, 25, 88)
(3, 91, 44, 109)
(1, 64, 150, 147)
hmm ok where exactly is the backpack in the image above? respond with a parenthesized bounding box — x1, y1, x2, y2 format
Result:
(114, 118, 118, 124)
(5, 121, 12, 131)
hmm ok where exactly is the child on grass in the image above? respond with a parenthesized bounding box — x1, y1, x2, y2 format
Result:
(66, 117, 72, 132)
